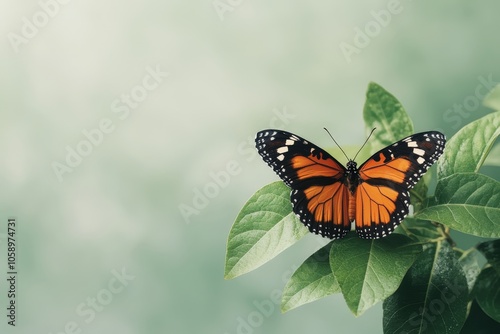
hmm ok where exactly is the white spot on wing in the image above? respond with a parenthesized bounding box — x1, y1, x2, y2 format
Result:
(277, 146, 288, 154)
(413, 148, 425, 156)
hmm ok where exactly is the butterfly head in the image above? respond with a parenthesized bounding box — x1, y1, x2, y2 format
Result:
(346, 160, 357, 171)
(324, 127, 377, 171)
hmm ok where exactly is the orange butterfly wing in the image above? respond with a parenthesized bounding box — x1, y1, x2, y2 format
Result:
(256, 130, 351, 239)
(354, 132, 446, 239)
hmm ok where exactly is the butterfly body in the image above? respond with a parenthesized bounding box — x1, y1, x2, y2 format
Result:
(344, 161, 357, 194)
(255, 129, 446, 240)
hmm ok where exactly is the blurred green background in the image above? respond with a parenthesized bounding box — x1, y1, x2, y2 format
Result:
(1, 1, 499, 333)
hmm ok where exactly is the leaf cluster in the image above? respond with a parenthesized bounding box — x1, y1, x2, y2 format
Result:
(225, 82, 500, 333)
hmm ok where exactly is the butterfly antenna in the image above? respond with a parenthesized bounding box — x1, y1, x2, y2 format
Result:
(323, 128, 350, 161)
(352, 128, 377, 161)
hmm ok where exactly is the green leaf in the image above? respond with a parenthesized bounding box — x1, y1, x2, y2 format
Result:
(329, 233, 422, 316)
(438, 111, 500, 179)
(483, 83, 500, 110)
(460, 301, 500, 334)
(383, 241, 469, 334)
(281, 242, 340, 313)
(474, 266, 500, 323)
(395, 217, 444, 243)
(484, 143, 500, 167)
(224, 182, 308, 279)
(363, 82, 414, 153)
(456, 248, 482, 294)
(416, 173, 500, 238)
(477, 239, 500, 274)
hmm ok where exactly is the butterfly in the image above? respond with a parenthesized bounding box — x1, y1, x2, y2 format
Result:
(255, 129, 446, 239)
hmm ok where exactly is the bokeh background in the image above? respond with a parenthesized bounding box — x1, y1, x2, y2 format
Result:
(1, 1, 499, 333)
